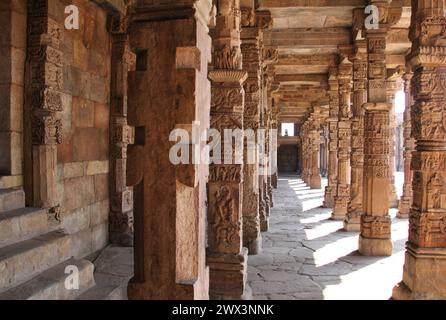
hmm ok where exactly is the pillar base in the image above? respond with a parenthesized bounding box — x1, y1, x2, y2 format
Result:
(392, 244, 446, 300)
(246, 235, 262, 256)
(397, 198, 410, 219)
(343, 216, 361, 232)
(358, 235, 393, 256)
(309, 175, 321, 189)
(208, 248, 249, 300)
(332, 199, 348, 220)
(389, 185, 399, 208)
(128, 267, 210, 300)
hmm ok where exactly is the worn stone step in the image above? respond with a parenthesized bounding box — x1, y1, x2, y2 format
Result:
(0, 258, 95, 300)
(76, 284, 124, 300)
(0, 207, 48, 248)
(0, 230, 72, 293)
(0, 188, 25, 212)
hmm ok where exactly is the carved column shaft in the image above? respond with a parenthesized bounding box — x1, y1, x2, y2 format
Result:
(25, 1, 64, 212)
(309, 114, 322, 189)
(397, 70, 414, 218)
(240, 11, 262, 255)
(393, 0, 446, 299)
(345, 41, 367, 231)
(207, 0, 250, 300)
(324, 68, 339, 207)
(387, 79, 400, 208)
(109, 13, 136, 247)
(359, 22, 393, 256)
(333, 56, 352, 220)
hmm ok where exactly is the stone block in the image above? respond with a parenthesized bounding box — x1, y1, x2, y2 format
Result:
(90, 200, 109, 227)
(0, 231, 72, 293)
(57, 135, 74, 164)
(88, 75, 109, 103)
(94, 102, 109, 129)
(63, 176, 95, 212)
(92, 223, 109, 252)
(0, 187, 25, 212)
(72, 96, 95, 128)
(87, 160, 109, 176)
(0, 259, 95, 300)
(73, 128, 109, 162)
(94, 173, 109, 202)
(0, 207, 48, 248)
(63, 162, 85, 179)
(62, 206, 91, 234)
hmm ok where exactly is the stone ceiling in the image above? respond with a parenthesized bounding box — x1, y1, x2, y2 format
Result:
(258, 0, 412, 125)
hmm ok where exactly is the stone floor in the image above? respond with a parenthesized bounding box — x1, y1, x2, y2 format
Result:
(94, 173, 408, 300)
(248, 174, 408, 300)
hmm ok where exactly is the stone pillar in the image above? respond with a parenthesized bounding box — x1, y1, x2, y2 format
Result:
(126, 0, 213, 300)
(309, 115, 322, 189)
(332, 52, 352, 220)
(301, 123, 309, 184)
(324, 68, 339, 207)
(109, 10, 136, 247)
(393, 0, 446, 299)
(345, 41, 367, 231)
(386, 78, 400, 209)
(24, 1, 64, 210)
(206, 0, 250, 300)
(359, 9, 393, 256)
(240, 6, 261, 255)
(397, 69, 414, 219)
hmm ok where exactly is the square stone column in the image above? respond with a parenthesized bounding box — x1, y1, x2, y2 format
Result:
(126, 1, 213, 300)
(359, 24, 393, 257)
(24, 1, 64, 210)
(393, 0, 446, 300)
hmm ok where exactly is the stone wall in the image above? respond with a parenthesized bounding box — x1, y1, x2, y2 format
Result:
(0, 0, 26, 186)
(54, 0, 111, 256)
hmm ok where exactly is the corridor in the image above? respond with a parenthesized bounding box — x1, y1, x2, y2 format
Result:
(248, 176, 408, 300)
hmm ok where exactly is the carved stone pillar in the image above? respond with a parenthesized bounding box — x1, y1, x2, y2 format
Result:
(359, 17, 393, 256)
(25, 1, 64, 210)
(207, 0, 250, 300)
(126, 0, 213, 300)
(345, 41, 367, 231)
(332, 52, 352, 220)
(301, 123, 309, 184)
(397, 69, 414, 219)
(324, 68, 339, 207)
(309, 115, 322, 189)
(240, 7, 261, 255)
(386, 78, 400, 209)
(109, 11, 136, 247)
(393, 0, 446, 299)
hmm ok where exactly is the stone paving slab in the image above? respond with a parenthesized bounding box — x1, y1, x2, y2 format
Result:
(248, 175, 409, 300)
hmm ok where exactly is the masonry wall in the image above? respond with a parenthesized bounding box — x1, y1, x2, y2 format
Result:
(0, 0, 26, 186)
(54, 0, 112, 256)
